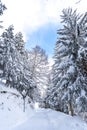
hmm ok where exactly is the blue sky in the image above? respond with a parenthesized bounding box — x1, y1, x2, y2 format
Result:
(25, 23, 58, 57)
(2, 0, 87, 59)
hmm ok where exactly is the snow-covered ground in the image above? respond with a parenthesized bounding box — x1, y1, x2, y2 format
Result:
(12, 108, 87, 130)
(0, 80, 87, 130)
(0, 80, 27, 130)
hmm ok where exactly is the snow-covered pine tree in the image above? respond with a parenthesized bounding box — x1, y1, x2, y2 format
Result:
(76, 43, 87, 113)
(45, 42, 64, 111)
(44, 70, 54, 109)
(0, 0, 6, 15)
(0, 39, 6, 77)
(14, 32, 25, 54)
(49, 8, 87, 115)
(1, 25, 15, 81)
(0, 0, 6, 28)
(1, 25, 36, 103)
(28, 45, 49, 106)
(0, 0, 6, 75)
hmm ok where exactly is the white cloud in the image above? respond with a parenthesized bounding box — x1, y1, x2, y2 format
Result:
(1, 0, 87, 40)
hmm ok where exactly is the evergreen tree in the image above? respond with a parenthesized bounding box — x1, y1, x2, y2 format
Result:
(1, 25, 36, 104)
(1, 25, 15, 80)
(0, 0, 6, 28)
(14, 32, 25, 54)
(49, 8, 87, 115)
(0, 0, 6, 15)
(0, 0, 6, 75)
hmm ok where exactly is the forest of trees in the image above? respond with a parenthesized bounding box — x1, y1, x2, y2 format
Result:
(0, 1, 87, 116)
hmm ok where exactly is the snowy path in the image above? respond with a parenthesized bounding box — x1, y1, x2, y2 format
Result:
(12, 109, 55, 130)
(12, 108, 87, 130)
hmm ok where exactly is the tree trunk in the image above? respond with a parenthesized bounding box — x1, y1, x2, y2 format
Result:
(23, 97, 25, 112)
(68, 102, 74, 116)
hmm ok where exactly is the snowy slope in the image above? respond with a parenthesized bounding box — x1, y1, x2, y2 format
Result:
(0, 80, 87, 130)
(0, 80, 28, 130)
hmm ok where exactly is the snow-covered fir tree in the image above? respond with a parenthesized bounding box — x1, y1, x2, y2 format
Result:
(0, 0, 6, 75)
(1, 25, 36, 103)
(0, 0, 6, 15)
(47, 8, 87, 115)
(44, 70, 53, 109)
(14, 32, 25, 54)
(0, 0, 6, 28)
(1, 25, 15, 80)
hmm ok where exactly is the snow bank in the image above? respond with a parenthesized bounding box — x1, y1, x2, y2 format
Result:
(0, 81, 87, 130)
(0, 81, 28, 130)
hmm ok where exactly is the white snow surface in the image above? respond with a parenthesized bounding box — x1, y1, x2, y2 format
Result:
(0, 80, 87, 130)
